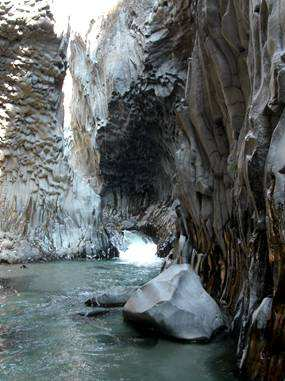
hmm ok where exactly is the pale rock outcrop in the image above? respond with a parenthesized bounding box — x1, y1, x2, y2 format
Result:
(68, 0, 188, 255)
(0, 0, 113, 262)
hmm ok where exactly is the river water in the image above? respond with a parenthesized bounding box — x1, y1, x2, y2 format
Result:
(0, 232, 239, 381)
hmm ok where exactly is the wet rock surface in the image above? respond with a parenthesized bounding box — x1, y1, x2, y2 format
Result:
(85, 286, 139, 308)
(78, 307, 114, 318)
(123, 264, 225, 342)
(68, 0, 183, 256)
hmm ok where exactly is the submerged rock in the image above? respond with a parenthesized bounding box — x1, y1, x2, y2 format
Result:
(78, 308, 113, 318)
(123, 264, 225, 341)
(85, 286, 138, 308)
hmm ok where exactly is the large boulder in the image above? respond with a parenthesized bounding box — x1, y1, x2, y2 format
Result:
(123, 264, 225, 341)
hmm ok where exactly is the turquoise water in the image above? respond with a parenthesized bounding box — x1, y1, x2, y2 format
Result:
(0, 260, 239, 381)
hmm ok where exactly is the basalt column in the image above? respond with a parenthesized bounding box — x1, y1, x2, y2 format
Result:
(68, 1, 285, 379)
(67, 0, 189, 250)
(0, 0, 112, 262)
(176, 2, 285, 380)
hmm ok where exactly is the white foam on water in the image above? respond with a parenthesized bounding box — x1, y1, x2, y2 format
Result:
(119, 231, 162, 267)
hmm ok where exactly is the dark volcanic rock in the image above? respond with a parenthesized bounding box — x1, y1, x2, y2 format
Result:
(85, 287, 139, 308)
(68, 0, 182, 254)
(4, 0, 284, 380)
(78, 308, 113, 318)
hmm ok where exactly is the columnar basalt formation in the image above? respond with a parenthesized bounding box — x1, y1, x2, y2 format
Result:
(0, 0, 112, 262)
(68, 0, 190, 251)
(0, 0, 284, 379)
(176, 2, 285, 379)
(68, 0, 285, 379)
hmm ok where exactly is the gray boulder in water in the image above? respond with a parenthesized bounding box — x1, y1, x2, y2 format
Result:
(85, 286, 138, 308)
(123, 264, 225, 341)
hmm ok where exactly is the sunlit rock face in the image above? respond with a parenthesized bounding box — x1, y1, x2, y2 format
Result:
(68, 0, 285, 379)
(67, 0, 182, 251)
(0, 0, 112, 262)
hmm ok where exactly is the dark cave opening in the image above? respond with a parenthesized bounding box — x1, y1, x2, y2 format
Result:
(96, 89, 177, 216)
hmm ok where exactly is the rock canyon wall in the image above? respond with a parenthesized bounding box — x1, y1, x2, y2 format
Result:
(0, 0, 113, 262)
(67, 0, 284, 379)
(0, 0, 284, 380)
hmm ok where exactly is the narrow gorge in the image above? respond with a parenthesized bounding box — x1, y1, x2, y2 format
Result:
(0, 0, 284, 380)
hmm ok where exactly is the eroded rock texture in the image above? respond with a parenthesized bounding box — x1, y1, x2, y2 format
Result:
(176, 2, 285, 380)
(0, 0, 112, 262)
(2, 0, 283, 379)
(68, 0, 191, 252)
(68, 0, 285, 379)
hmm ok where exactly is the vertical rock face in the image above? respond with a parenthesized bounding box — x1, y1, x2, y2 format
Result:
(1, 0, 284, 379)
(68, 0, 285, 379)
(0, 0, 112, 262)
(68, 0, 183, 247)
(176, 2, 285, 380)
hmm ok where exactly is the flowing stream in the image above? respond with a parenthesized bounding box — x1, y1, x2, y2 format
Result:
(0, 232, 239, 381)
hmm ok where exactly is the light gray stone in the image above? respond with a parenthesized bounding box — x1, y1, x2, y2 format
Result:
(0, 0, 113, 263)
(123, 264, 225, 341)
